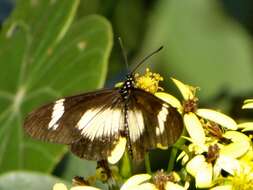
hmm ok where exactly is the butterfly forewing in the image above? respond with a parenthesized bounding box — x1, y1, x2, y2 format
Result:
(128, 89, 183, 160)
(24, 89, 118, 144)
(70, 95, 124, 160)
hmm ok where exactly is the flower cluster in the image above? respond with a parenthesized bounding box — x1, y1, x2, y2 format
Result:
(52, 69, 253, 190)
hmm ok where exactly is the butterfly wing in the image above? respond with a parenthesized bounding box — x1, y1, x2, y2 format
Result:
(128, 89, 183, 160)
(70, 95, 125, 160)
(24, 89, 121, 145)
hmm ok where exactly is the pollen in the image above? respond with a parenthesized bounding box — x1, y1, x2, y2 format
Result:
(135, 68, 164, 94)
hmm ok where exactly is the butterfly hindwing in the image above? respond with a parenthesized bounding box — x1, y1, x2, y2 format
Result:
(128, 89, 183, 160)
(24, 89, 118, 144)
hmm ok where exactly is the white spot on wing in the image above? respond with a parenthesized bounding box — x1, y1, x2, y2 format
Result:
(77, 108, 122, 141)
(128, 109, 145, 142)
(48, 99, 65, 130)
(157, 104, 169, 134)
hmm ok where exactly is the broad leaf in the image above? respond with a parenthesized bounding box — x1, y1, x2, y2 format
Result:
(0, 171, 70, 190)
(0, 0, 113, 174)
(142, 0, 253, 101)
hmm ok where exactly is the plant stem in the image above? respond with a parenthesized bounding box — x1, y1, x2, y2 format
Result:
(167, 128, 187, 172)
(167, 147, 178, 172)
(144, 153, 152, 174)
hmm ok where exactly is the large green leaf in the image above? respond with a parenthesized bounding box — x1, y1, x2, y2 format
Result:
(142, 0, 253, 101)
(0, 171, 70, 190)
(0, 0, 113, 174)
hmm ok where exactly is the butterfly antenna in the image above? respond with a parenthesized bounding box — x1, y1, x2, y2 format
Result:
(131, 46, 163, 74)
(118, 37, 129, 71)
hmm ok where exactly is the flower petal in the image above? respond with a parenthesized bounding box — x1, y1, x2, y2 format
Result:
(120, 174, 152, 190)
(238, 122, 253, 132)
(53, 183, 68, 190)
(186, 155, 206, 177)
(195, 163, 213, 188)
(220, 142, 249, 158)
(214, 155, 240, 176)
(184, 113, 205, 145)
(155, 92, 183, 111)
(128, 183, 157, 190)
(171, 78, 194, 100)
(242, 99, 253, 109)
(165, 182, 185, 190)
(220, 131, 250, 158)
(196, 109, 237, 130)
(186, 155, 212, 188)
(223, 131, 250, 143)
(108, 137, 126, 164)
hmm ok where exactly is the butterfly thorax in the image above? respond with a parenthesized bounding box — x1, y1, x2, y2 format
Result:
(119, 74, 135, 100)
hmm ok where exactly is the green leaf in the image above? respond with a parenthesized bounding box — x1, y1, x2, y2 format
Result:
(61, 154, 97, 181)
(142, 0, 253, 101)
(60, 154, 108, 190)
(0, 0, 113, 174)
(0, 171, 70, 190)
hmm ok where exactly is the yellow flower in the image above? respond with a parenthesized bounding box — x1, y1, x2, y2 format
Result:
(134, 68, 164, 94)
(156, 78, 237, 148)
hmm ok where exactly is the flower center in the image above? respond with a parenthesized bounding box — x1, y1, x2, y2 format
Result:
(183, 98, 198, 113)
(135, 68, 163, 94)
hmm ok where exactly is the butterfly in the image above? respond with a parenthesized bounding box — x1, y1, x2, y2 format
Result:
(23, 44, 183, 163)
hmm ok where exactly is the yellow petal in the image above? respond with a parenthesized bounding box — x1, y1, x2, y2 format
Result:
(223, 131, 250, 143)
(121, 174, 151, 190)
(214, 155, 240, 176)
(242, 99, 253, 109)
(196, 109, 237, 130)
(128, 183, 158, 190)
(71, 186, 101, 190)
(210, 185, 232, 190)
(177, 151, 189, 165)
(238, 122, 253, 132)
(53, 183, 68, 190)
(186, 155, 212, 188)
(220, 131, 250, 158)
(165, 182, 185, 190)
(220, 142, 249, 158)
(184, 113, 205, 145)
(195, 162, 213, 188)
(171, 78, 194, 100)
(155, 92, 183, 111)
(186, 155, 206, 177)
(108, 137, 126, 164)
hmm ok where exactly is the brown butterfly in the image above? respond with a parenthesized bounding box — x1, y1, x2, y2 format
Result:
(23, 45, 183, 162)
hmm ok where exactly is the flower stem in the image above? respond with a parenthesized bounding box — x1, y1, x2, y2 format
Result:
(167, 147, 178, 172)
(144, 153, 152, 174)
(167, 128, 187, 172)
